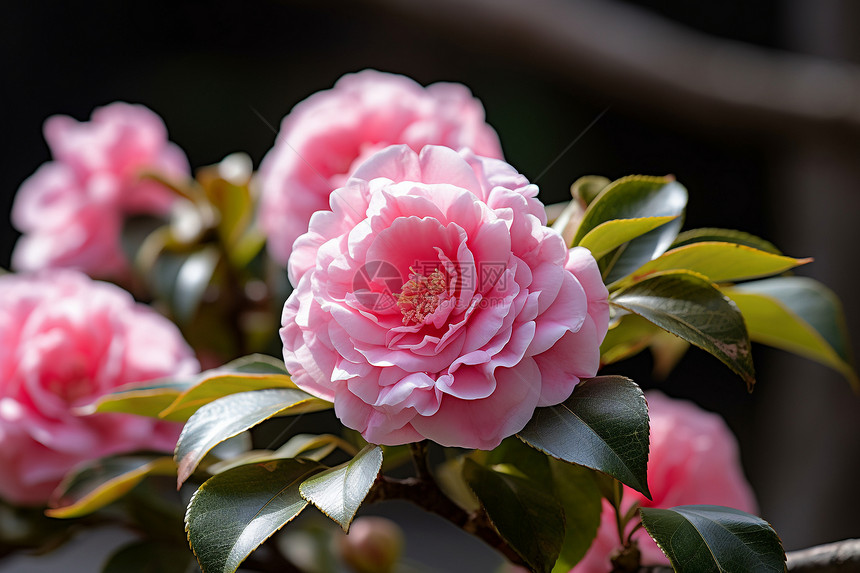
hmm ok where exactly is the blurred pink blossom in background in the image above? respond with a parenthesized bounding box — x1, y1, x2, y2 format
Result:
(11, 102, 189, 277)
(281, 144, 608, 450)
(572, 391, 758, 572)
(0, 270, 199, 505)
(257, 69, 504, 265)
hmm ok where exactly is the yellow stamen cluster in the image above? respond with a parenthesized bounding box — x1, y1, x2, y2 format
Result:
(397, 267, 447, 325)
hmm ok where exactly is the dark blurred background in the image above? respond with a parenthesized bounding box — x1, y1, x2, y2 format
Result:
(2, 0, 859, 562)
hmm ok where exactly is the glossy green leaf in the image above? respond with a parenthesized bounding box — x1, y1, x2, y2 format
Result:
(571, 175, 611, 206)
(672, 227, 781, 254)
(102, 540, 194, 573)
(599, 314, 661, 366)
(81, 379, 194, 418)
(84, 355, 291, 420)
(611, 271, 755, 390)
(640, 505, 786, 573)
(175, 389, 331, 487)
(615, 242, 811, 288)
(483, 436, 553, 488)
(725, 277, 858, 389)
(518, 376, 651, 498)
(186, 458, 325, 573)
(47, 456, 176, 518)
(215, 353, 289, 375)
(299, 444, 383, 532)
(463, 459, 565, 573)
(600, 314, 691, 378)
(273, 433, 356, 460)
(549, 176, 611, 245)
(435, 457, 480, 512)
(208, 434, 354, 474)
(579, 216, 679, 260)
(550, 461, 602, 572)
(573, 176, 686, 245)
(159, 373, 298, 421)
(572, 175, 688, 284)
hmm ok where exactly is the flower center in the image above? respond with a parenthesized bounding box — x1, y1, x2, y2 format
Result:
(397, 267, 447, 325)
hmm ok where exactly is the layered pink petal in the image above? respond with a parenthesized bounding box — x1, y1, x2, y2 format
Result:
(11, 102, 189, 277)
(0, 270, 199, 506)
(281, 145, 608, 449)
(259, 70, 504, 265)
(571, 392, 757, 573)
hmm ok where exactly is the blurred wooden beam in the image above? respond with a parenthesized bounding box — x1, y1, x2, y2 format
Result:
(366, 0, 860, 139)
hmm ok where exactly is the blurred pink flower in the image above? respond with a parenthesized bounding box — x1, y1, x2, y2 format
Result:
(338, 516, 405, 573)
(257, 69, 504, 265)
(281, 145, 608, 450)
(572, 391, 758, 572)
(11, 102, 189, 277)
(0, 270, 199, 505)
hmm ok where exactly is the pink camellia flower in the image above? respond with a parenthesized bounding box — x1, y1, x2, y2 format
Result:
(11, 102, 189, 277)
(0, 270, 199, 506)
(281, 144, 609, 450)
(572, 391, 758, 572)
(257, 69, 504, 265)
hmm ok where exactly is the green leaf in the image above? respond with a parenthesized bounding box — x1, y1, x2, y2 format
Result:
(47, 456, 176, 518)
(84, 355, 291, 420)
(208, 434, 356, 474)
(579, 216, 679, 260)
(173, 246, 220, 324)
(725, 277, 858, 390)
(611, 271, 756, 390)
(615, 242, 811, 288)
(672, 227, 782, 254)
(549, 177, 611, 245)
(518, 376, 651, 498)
(273, 433, 357, 460)
(175, 389, 331, 487)
(550, 200, 586, 247)
(159, 357, 299, 421)
(550, 461, 602, 572)
(640, 505, 786, 573)
(435, 457, 480, 512)
(571, 175, 611, 206)
(160, 372, 298, 421)
(299, 444, 383, 532)
(463, 459, 565, 573)
(600, 314, 661, 366)
(197, 155, 254, 249)
(600, 315, 691, 378)
(214, 353, 289, 374)
(81, 379, 194, 418)
(102, 540, 194, 573)
(185, 458, 325, 573)
(572, 175, 688, 284)
(483, 436, 553, 488)
(121, 214, 167, 266)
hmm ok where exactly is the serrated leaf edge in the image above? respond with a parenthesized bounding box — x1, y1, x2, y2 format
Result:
(298, 444, 383, 533)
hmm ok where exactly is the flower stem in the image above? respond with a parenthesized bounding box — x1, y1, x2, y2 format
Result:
(408, 441, 432, 481)
(365, 472, 528, 570)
